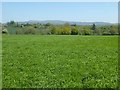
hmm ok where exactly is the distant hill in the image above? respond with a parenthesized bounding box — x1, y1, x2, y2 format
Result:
(17, 20, 115, 26)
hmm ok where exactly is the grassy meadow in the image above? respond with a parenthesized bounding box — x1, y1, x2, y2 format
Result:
(2, 35, 118, 88)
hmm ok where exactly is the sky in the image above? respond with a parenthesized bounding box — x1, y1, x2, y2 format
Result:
(2, 2, 118, 23)
(1, 0, 120, 2)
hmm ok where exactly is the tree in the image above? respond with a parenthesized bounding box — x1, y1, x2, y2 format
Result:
(16, 22, 19, 27)
(10, 21, 15, 25)
(24, 26, 36, 34)
(109, 25, 118, 35)
(95, 29, 102, 35)
(119, 24, 120, 35)
(91, 23, 96, 30)
(83, 29, 91, 35)
(62, 23, 71, 35)
(109, 26, 115, 35)
(51, 26, 56, 34)
(45, 23, 52, 27)
(16, 29, 23, 34)
(91, 23, 96, 35)
(71, 26, 78, 35)
(71, 24, 77, 26)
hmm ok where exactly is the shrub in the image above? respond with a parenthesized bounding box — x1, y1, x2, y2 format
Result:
(24, 26, 36, 34)
(62, 23, 71, 35)
(71, 26, 78, 35)
(16, 29, 23, 34)
(83, 29, 91, 35)
(2, 29, 8, 34)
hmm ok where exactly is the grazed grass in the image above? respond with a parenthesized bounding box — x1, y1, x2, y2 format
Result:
(2, 35, 118, 88)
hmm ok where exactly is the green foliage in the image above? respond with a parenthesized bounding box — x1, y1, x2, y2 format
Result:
(45, 23, 52, 27)
(62, 23, 71, 35)
(71, 26, 78, 35)
(109, 26, 118, 35)
(91, 23, 96, 31)
(50, 26, 63, 35)
(4, 21, 118, 35)
(51, 26, 57, 34)
(9, 21, 15, 25)
(82, 29, 91, 35)
(2, 35, 118, 88)
(2, 29, 8, 34)
(16, 29, 24, 34)
(24, 26, 36, 34)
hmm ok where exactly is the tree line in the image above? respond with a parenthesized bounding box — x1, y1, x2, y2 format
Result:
(2, 21, 119, 35)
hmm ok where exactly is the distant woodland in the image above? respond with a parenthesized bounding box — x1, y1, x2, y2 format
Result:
(2, 21, 119, 35)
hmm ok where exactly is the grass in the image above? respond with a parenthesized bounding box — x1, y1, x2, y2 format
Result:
(2, 35, 118, 88)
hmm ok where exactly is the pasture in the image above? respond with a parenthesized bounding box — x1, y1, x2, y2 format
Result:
(2, 35, 118, 88)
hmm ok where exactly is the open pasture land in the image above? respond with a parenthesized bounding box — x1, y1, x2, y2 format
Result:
(2, 35, 118, 88)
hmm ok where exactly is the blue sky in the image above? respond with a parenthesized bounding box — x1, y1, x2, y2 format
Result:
(2, 2, 118, 23)
(1, 0, 119, 2)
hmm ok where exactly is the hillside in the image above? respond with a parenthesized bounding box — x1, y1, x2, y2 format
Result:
(18, 20, 114, 26)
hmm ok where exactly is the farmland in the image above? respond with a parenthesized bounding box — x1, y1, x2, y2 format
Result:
(2, 35, 118, 88)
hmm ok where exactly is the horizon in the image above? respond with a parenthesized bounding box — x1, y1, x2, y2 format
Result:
(1, 19, 117, 24)
(2, 2, 118, 23)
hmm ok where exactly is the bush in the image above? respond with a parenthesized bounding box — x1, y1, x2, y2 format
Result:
(24, 26, 36, 34)
(109, 29, 118, 35)
(102, 32, 111, 35)
(16, 29, 23, 34)
(71, 26, 78, 35)
(2, 29, 8, 34)
(51, 26, 56, 34)
(83, 29, 91, 35)
(62, 23, 71, 35)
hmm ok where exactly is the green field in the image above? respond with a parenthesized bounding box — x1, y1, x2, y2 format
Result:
(2, 35, 118, 88)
